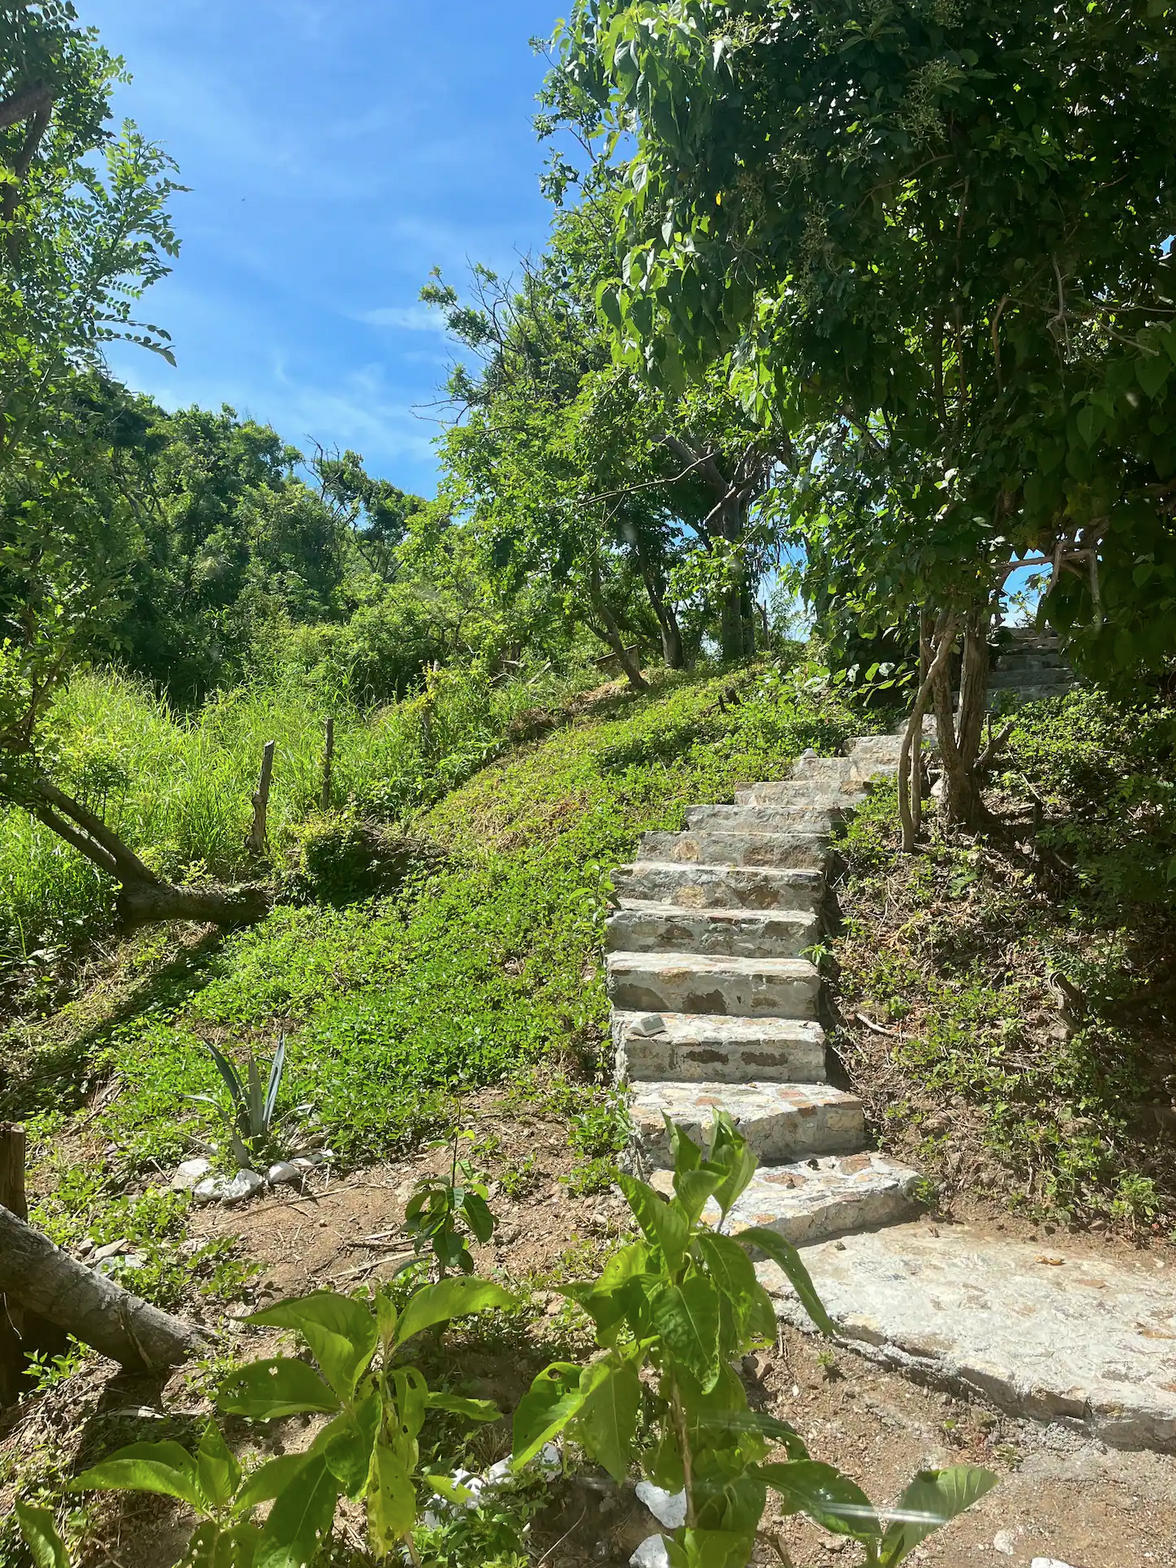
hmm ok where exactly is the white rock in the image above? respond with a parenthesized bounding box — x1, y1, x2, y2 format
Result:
(630, 1013, 666, 1038)
(1031, 1561, 1076, 1568)
(222, 1169, 265, 1205)
(266, 1161, 302, 1187)
(635, 1482, 687, 1530)
(993, 1530, 1018, 1556)
(171, 1158, 213, 1191)
(630, 1537, 671, 1568)
(193, 1178, 225, 1205)
(292, 1154, 321, 1171)
(92, 1238, 128, 1261)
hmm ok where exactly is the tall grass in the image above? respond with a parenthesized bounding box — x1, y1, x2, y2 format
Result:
(0, 660, 582, 960)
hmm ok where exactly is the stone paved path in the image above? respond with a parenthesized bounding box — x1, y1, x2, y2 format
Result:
(606, 640, 1176, 1452)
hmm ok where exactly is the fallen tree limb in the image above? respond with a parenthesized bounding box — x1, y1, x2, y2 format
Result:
(0, 1203, 207, 1377)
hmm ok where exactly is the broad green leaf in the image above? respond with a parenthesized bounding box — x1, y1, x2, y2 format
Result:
(733, 1228, 837, 1336)
(373, 1286, 398, 1351)
(256, 1453, 338, 1568)
(1138, 352, 1170, 399)
(879, 1466, 998, 1565)
(653, 1276, 721, 1391)
(247, 1292, 377, 1400)
(668, 1114, 702, 1176)
(236, 1454, 313, 1513)
(707, 1116, 757, 1217)
(320, 1394, 379, 1498)
(70, 1442, 205, 1511)
(512, 1362, 585, 1468)
(460, 1190, 496, 1243)
(705, 1408, 808, 1459)
(181, 1521, 260, 1568)
(674, 1167, 723, 1225)
(390, 1366, 429, 1449)
(618, 1173, 689, 1269)
(393, 1277, 516, 1346)
(196, 1422, 241, 1512)
(365, 1441, 417, 1552)
(696, 1233, 758, 1316)
(666, 1528, 756, 1568)
(425, 1393, 503, 1423)
(15, 1503, 70, 1568)
(423, 1473, 475, 1506)
(576, 1357, 642, 1483)
(218, 1358, 340, 1420)
(760, 1460, 881, 1540)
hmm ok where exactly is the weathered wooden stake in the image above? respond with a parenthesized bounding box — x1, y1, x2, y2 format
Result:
(321, 717, 334, 813)
(0, 1124, 27, 1404)
(245, 740, 276, 857)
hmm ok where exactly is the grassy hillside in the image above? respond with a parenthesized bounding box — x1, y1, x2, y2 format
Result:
(5, 660, 863, 1268)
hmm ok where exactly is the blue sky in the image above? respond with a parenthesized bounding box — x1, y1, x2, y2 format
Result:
(85, 0, 563, 498)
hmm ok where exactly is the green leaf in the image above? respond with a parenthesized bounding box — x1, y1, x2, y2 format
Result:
(761, 1460, 881, 1539)
(15, 1503, 70, 1568)
(879, 1466, 998, 1564)
(425, 1393, 503, 1423)
(696, 1232, 758, 1316)
(218, 1358, 341, 1420)
(576, 1357, 642, 1483)
(320, 1395, 379, 1498)
(707, 1115, 757, 1217)
(70, 1442, 205, 1511)
(247, 1292, 377, 1400)
(653, 1276, 721, 1391)
(1138, 352, 1170, 399)
(423, 1473, 475, 1506)
(666, 1528, 756, 1568)
(618, 1173, 689, 1269)
(365, 1441, 417, 1552)
(393, 1277, 516, 1346)
(674, 1167, 723, 1225)
(181, 1521, 260, 1568)
(256, 1453, 338, 1568)
(236, 1455, 313, 1514)
(197, 1422, 241, 1512)
(512, 1362, 585, 1468)
(733, 1228, 837, 1336)
(460, 1190, 496, 1243)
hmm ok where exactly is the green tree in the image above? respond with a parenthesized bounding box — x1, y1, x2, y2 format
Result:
(547, 0, 1176, 830)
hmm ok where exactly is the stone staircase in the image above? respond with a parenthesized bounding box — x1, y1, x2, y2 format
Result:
(607, 731, 924, 1249)
(988, 628, 1075, 705)
(604, 695, 1176, 1453)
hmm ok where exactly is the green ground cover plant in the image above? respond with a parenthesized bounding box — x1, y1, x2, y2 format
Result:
(833, 690, 1176, 1230)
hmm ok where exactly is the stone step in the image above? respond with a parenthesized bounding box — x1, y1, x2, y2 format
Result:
(611, 862, 824, 912)
(993, 647, 1067, 672)
(656, 1151, 922, 1248)
(760, 1223, 1176, 1452)
(606, 901, 819, 959)
(685, 804, 840, 835)
(989, 682, 1076, 706)
(606, 951, 820, 1019)
(613, 1011, 827, 1084)
(638, 829, 827, 870)
(989, 666, 1072, 690)
(631, 1082, 866, 1166)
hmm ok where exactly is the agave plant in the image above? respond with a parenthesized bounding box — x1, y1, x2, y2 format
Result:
(190, 1036, 290, 1168)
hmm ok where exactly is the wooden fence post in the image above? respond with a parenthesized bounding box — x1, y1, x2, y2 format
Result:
(245, 740, 276, 857)
(321, 717, 334, 813)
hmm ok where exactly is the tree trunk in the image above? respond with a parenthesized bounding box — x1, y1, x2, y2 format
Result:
(23, 775, 270, 931)
(587, 563, 648, 691)
(898, 613, 957, 853)
(0, 1204, 206, 1376)
(321, 717, 335, 812)
(638, 556, 685, 670)
(937, 608, 990, 830)
(245, 740, 276, 858)
(718, 496, 749, 664)
(116, 880, 270, 929)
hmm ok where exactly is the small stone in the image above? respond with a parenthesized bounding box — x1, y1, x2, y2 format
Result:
(1031, 1561, 1076, 1568)
(293, 1155, 321, 1171)
(171, 1158, 213, 1192)
(635, 1482, 687, 1530)
(76, 1237, 94, 1257)
(193, 1178, 224, 1205)
(266, 1161, 302, 1187)
(196, 1170, 265, 1206)
(96, 1252, 146, 1277)
(630, 1538, 670, 1568)
(92, 1238, 128, 1261)
(993, 1529, 1017, 1556)
(630, 1013, 667, 1038)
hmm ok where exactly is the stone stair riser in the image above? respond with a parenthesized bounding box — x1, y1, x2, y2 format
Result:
(606, 954, 820, 1019)
(614, 1013, 828, 1084)
(612, 863, 824, 912)
(685, 804, 842, 834)
(606, 905, 820, 959)
(631, 1084, 865, 1165)
(638, 830, 828, 871)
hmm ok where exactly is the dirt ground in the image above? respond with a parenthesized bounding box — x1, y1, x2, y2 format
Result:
(5, 1092, 1176, 1568)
